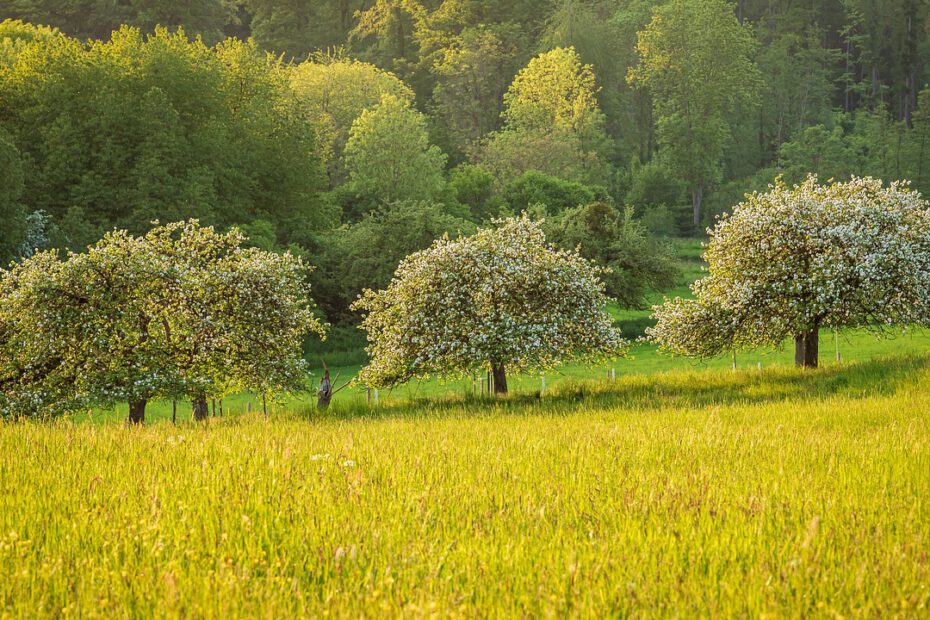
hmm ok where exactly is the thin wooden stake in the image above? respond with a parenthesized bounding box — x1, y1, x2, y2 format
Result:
(834, 329, 841, 363)
(171, 400, 177, 425)
(219, 399, 223, 417)
(541, 374, 546, 396)
(262, 394, 267, 416)
(247, 401, 251, 414)
(732, 350, 737, 371)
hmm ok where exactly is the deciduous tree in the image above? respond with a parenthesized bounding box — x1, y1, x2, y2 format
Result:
(0, 221, 325, 421)
(648, 176, 930, 367)
(289, 54, 414, 184)
(628, 0, 761, 227)
(344, 93, 447, 204)
(353, 216, 625, 393)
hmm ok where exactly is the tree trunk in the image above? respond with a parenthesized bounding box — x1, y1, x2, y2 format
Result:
(692, 180, 704, 229)
(192, 394, 209, 421)
(492, 363, 508, 395)
(794, 326, 819, 369)
(127, 399, 147, 425)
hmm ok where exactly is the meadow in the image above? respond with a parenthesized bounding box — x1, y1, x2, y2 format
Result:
(2, 352, 930, 617)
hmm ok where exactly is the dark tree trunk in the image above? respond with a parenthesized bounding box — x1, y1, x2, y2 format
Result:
(492, 363, 508, 395)
(192, 395, 209, 421)
(794, 326, 819, 369)
(127, 399, 147, 425)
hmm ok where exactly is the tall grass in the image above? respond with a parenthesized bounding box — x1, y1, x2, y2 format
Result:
(2, 356, 929, 617)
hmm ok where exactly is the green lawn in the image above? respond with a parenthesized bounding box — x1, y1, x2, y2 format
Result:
(93, 326, 930, 424)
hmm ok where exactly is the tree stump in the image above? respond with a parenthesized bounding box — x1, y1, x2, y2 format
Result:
(318, 369, 333, 409)
(192, 395, 209, 421)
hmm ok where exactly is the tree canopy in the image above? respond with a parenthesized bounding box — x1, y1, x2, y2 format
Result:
(0, 221, 325, 421)
(0, 23, 329, 247)
(648, 177, 930, 367)
(353, 216, 625, 393)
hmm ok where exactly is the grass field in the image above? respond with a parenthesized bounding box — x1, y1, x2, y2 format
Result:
(2, 354, 930, 617)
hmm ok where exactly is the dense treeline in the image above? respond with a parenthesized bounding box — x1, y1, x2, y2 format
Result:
(3, 0, 930, 324)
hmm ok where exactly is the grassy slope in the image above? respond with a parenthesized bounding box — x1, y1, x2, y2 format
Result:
(2, 356, 929, 617)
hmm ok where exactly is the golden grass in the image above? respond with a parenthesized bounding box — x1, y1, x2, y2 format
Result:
(2, 357, 929, 617)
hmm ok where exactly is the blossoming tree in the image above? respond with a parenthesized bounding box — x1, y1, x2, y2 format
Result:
(0, 221, 325, 422)
(142, 221, 326, 420)
(352, 216, 626, 393)
(648, 176, 930, 367)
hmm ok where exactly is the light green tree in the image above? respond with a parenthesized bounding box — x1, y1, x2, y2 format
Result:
(504, 46, 606, 146)
(628, 0, 760, 227)
(475, 46, 610, 186)
(289, 54, 414, 184)
(344, 93, 447, 203)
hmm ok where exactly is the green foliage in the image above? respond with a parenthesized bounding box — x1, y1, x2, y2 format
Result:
(428, 24, 525, 157)
(344, 94, 447, 206)
(628, 0, 761, 226)
(503, 170, 598, 215)
(8, 0, 930, 242)
(474, 127, 604, 186)
(624, 160, 686, 211)
(313, 200, 476, 321)
(503, 47, 605, 145)
(544, 202, 678, 309)
(0, 25, 329, 245)
(446, 164, 503, 222)
(475, 46, 611, 187)
(0, 130, 26, 263)
(778, 124, 858, 184)
(289, 53, 414, 184)
(353, 216, 625, 388)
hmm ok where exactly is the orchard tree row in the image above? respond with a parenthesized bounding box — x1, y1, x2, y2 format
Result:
(5, 176, 930, 421)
